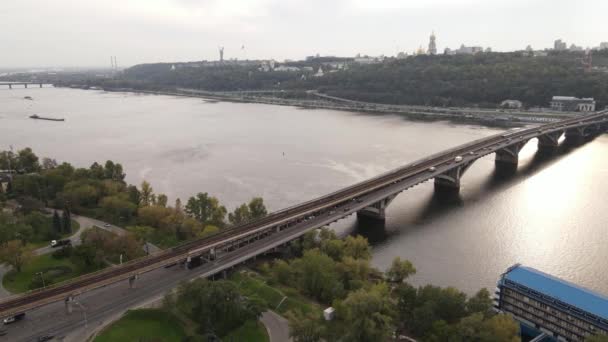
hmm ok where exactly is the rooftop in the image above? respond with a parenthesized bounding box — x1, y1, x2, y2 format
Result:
(552, 96, 595, 101)
(503, 265, 608, 320)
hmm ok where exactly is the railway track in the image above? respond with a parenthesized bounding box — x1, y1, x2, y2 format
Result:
(1, 111, 606, 317)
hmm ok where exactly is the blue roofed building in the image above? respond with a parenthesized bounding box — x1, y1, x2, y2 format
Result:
(494, 264, 608, 341)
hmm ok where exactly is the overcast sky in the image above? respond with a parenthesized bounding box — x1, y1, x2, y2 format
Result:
(2, 0, 607, 68)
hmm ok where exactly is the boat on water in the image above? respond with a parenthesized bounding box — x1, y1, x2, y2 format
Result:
(29, 114, 65, 122)
(24, 96, 33, 100)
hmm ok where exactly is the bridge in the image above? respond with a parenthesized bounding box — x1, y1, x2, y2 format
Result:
(0, 82, 52, 89)
(0, 111, 607, 319)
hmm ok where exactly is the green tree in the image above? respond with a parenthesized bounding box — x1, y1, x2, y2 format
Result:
(185, 192, 226, 226)
(337, 256, 372, 291)
(286, 310, 324, 342)
(334, 283, 396, 342)
(228, 203, 251, 226)
(343, 235, 371, 260)
(452, 313, 519, 342)
(467, 288, 494, 317)
(17, 147, 40, 173)
(52, 210, 62, 239)
(0, 240, 33, 272)
(100, 195, 137, 223)
(586, 335, 608, 342)
(61, 210, 72, 234)
(291, 249, 343, 303)
(140, 180, 155, 207)
(248, 197, 267, 220)
(172, 279, 262, 337)
(156, 194, 168, 207)
(385, 256, 416, 283)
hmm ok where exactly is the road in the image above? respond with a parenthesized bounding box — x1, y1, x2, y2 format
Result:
(0, 209, 348, 342)
(260, 311, 291, 342)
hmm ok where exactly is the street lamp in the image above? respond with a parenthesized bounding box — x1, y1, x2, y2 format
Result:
(35, 271, 46, 288)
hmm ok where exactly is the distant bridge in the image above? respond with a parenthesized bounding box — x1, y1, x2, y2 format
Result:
(0, 110, 607, 318)
(0, 82, 53, 89)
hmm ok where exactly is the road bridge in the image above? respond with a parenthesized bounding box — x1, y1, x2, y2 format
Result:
(0, 111, 607, 319)
(0, 82, 52, 89)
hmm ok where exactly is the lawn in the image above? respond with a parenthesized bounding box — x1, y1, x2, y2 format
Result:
(95, 309, 186, 342)
(2, 253, 83, 293)
(230, 270, 321, 315)
(223, 320, 269, 342)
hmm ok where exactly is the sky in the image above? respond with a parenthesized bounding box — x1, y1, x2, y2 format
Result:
(1, 0, 607, 68)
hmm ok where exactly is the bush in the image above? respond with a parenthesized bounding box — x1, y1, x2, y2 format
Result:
(52, 245, 73, 259)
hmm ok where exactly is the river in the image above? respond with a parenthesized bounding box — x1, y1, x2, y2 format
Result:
(2, 87, 607, 295)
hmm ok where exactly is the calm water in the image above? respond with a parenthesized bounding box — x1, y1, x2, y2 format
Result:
(2, 87, 607, 295)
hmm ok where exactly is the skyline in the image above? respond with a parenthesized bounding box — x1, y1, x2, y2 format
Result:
(1, 0, 607, 68)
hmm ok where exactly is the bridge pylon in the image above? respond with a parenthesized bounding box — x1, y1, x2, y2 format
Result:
(434, 160, 476, 192)
(495, 140, 529, 167)
(357, 194, 398, 220)
(537, 131, 563, 151)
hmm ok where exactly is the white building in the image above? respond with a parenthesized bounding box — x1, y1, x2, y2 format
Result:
(500, 100, 523, 109)
(550, 96, 596, 112)
(274, 66, 300, 72)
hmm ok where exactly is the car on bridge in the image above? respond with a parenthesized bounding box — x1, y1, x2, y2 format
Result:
(454, 156, 463, 162)
(428, 166, 436, 172)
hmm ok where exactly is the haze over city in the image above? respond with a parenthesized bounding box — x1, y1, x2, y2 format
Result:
(2, 0, 608, 68)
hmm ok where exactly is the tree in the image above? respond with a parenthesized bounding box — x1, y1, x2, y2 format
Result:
(156, 194, 168, 207)
(61, 210, 72, 234)
(586, 335, 608, 342)
(172, 279, 262, 337)
(0, 240, 33, 272)
(290, 249, 343, 303)
(17, 148, 40, 173)
(385, 256, 416, 283)
(228, 203, 251, 226)
(467, 288, 494, 317)
(451, 313, 519, 342)
(100, 195, 137, 223)
(127, 185, 141, 206)
(343, 235, 371, 260)
(334, 283, 395, 342)
(286, 310, 324, 342)
(185, 192, 226, 226)
(174, 198, 182, 212)
(52, 210, 62, 239)
(248, 197, 267, 220)
(337, 256, 372, 291)
(140, 180, 155, 207)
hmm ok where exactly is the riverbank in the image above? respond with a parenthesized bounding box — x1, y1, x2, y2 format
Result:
(64, 85, 577, 128)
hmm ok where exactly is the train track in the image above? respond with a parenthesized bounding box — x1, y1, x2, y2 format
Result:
(1, 111, 606, 317)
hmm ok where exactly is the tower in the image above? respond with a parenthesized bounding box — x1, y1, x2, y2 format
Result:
(219, 47, 224, 62)
(428, 31, 437, 55)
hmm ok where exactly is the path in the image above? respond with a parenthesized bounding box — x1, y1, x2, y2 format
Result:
(260, 311, 291, 342)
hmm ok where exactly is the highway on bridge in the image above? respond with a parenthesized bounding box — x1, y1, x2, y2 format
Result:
(0, 111, 607, 340)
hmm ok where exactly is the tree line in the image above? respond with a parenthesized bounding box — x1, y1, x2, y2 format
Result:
(0, 148, 269, 273)
(65, 50, 608, 109)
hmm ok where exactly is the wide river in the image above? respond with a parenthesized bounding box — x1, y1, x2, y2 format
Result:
(2, 87, 607, 295)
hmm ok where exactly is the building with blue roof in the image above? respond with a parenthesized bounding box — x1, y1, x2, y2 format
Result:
(495, 264, 608, 341)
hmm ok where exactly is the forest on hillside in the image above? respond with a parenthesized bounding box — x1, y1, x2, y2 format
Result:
(65, 50, 608, 109)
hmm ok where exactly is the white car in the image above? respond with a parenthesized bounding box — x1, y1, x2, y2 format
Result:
(454, 156, 463, 162)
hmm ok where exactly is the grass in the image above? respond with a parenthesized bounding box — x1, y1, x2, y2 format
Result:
(223, 320, 269, 342)
(229, 270, 321, 316)
(2, 253, 83, 293)
(94, 309, 186, 342)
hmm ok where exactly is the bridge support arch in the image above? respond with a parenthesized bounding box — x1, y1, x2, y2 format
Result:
(357, 194, 398, 220)
(537, 131, 563, 151)
(495, 141, 528, 167)
(565, 127, 586, 145)
(434, 160, 476, 192)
